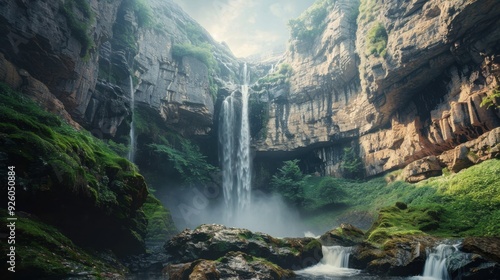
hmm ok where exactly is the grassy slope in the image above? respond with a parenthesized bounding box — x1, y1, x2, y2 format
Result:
(302, 159, 500, 240)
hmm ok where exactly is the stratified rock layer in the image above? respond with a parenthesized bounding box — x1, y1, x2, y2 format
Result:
(254, 0, 500, 179)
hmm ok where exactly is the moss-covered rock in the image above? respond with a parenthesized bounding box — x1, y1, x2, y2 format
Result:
(164, 252, 295, 280)
(165, 224, 322, 270)
(0, 210, 126, 278)
(142, 194, 178, 244)
(0, 83, 148, 256)
(319, 223, 365, 246)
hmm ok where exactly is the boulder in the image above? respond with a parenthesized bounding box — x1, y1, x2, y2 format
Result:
(164, 224, 322, 270)
(163, 252, 295, 280)
(319, 223, 365, 246)
(351, 236, 436, 276)
(462, 237, 500, 263)
(402, 156, 443, 183)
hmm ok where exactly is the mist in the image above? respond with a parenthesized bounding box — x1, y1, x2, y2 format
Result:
(156, 184, 310, 237)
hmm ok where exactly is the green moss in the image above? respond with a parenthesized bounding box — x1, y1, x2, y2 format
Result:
(304, 239, 322, 252)
(0, 82, 147, 255)
(366, 22, 388, 57)
(0, 210, 124, 278)
(172, 43, 217, 70)
(141, 194, 177, 243)
(60, 0, 95, 58)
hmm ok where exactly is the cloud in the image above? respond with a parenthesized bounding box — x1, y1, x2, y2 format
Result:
(174, 0, 316, 57)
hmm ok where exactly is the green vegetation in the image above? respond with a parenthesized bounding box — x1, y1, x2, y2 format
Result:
(0, 210, 124, 278)
(171, 42, 220, 100)
(271, 160, 310, 207)
(301, 159, 500, 242)
(253, 63, 293, 91)
(149, 139, 217, 183)
(0, 82, 147, 255)
(141, 194, 177, 243)
(480, 87, 500, 109)
(172, 43, 217, 70)
(341, 147, 364, 179)
(366, 22, 388, 57)
(60, 0, 95, 58)
(288, 0, 334, 43)
(134, 106, 217, 184)
(132, 0, 154, 28)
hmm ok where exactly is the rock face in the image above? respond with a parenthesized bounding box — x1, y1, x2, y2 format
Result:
(254, 0, 500, 178)
(0, 0, 240, 141)
(133, 0, 240, 136)
(165, 224, 322, 270)
(0, 0, 121, 136)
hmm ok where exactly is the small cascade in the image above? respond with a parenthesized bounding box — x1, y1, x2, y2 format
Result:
(296, 246, 359, 277)
(127, 75, 136, 163)
(219, 63, 251, 224)
(422, 244, 458, 280)
(322, 246, 352, 268)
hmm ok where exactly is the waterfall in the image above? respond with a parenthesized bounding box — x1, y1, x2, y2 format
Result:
(422, 244, 458, 280)
(296, 246, 359, 277)
(127, 75, 136, 163)
(219, 63, 251, 224)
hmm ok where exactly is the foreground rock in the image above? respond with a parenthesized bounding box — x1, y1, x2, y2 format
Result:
(351, 235, 435, 276)
(319, 223, 365, 246)
(164, 224, 322, 270)
(462, 237, 500, 264)
(164, 252, 295, 280)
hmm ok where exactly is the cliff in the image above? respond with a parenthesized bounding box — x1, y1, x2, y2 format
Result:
(0, 0, 240, 140)
(254, 0, 500, 179)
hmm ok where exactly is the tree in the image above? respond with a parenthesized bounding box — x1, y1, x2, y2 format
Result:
(317, 177, 345, 205)
(341, 147, 364, 179)
(271, 159, 308, 207)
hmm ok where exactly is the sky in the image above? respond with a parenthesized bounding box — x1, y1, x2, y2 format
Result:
(173, 0, 316, 58)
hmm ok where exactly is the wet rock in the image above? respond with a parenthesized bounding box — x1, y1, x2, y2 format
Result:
(351, 236, 437, 276)
(319, 223, 365, 246)
(462, 237, 500, 263)
(164, 252, 295, 280)
(164, 224, 322, 270)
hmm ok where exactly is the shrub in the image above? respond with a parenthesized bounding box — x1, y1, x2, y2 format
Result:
(172, 43, 216, 70)
(271, 160, 309, 207)
(133, 0, 153, 28)
(480, 87, 500, 109)
(317, 177, 346, 204)
(366, 22, 388, 57)
(341, 147, 364, 179)
(288, 0, 334, 43)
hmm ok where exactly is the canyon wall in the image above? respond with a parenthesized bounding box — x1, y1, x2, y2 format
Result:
(0, 0, 240, 140)
(254, 0, 500, 179)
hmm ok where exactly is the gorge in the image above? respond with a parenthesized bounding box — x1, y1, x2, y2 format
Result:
(0, 0, 499, 279)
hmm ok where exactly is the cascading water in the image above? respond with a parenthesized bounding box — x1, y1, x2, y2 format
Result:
(297, 246, 360, 277)
(421, 244, 458, 280)
(219, 63, 251, 224)
(127, 75, 136, 163)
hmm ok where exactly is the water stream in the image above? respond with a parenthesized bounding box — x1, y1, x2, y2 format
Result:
(219, 63, 251, 225)
(420, 244, 458, 280)
(128, 75, 136, 163)
(297, 246, 360, 278)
